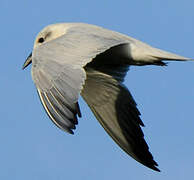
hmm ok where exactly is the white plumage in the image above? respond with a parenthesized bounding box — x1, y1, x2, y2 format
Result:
(23, 23, 192, 171)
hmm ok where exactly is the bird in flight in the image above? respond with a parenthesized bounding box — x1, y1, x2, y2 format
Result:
(23, 23, 192, 172)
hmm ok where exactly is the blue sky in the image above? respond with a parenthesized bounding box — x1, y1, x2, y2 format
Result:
(1, 0, 194, 179)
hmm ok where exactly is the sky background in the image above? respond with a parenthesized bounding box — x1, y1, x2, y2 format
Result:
(1, 0, 194, 179)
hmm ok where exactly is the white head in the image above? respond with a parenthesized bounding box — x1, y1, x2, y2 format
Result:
(33, 23, 71, 49)
(23, 23, 74, 69)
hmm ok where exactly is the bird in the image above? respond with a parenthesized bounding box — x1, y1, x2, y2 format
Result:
(23, 23, 192, 172)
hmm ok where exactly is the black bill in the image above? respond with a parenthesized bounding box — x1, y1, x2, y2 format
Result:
(23, 52, 32, 69)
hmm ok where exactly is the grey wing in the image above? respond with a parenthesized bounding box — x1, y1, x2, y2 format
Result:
(81, 67, 160, 171)
(31, 26, 129, 133)
(32, 61, 84, 134)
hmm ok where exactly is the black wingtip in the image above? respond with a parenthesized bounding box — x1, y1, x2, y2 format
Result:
(76, 102, 82, 117)
(152, 166, 161, 172)
(140, 121, 145, 127)
(68, 129, 74, 135)
(148, 160, 161, 172)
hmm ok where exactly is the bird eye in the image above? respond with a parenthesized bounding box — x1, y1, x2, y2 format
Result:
(38, 37, 45, 43)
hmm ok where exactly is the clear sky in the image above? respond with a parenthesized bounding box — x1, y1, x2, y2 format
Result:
(1, 0, 194, 179)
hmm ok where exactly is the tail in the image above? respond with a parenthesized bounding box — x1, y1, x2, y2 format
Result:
(147, 47, 193, 66)
(128, 43, 193, 66)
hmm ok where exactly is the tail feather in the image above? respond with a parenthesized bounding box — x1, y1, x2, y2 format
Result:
(150, 47, 192, 61)
(130, 44, 193, 66)
(119, 43, 192, 66)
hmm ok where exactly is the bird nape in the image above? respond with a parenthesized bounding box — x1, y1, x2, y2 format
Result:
(23, 22, 193, 172)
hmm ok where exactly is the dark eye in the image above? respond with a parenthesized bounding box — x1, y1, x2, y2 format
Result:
(38, 37, 44, 43)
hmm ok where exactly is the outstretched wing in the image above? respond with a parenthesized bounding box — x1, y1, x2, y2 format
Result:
(81, 63, 160, 171)
(31, 25, 128, 133)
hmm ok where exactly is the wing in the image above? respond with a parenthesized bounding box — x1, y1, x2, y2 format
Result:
(31, 26, 129, 133)
(33, 62, 83, 134)
(81, 65, 160, 171)
(31, 24, 159, 170)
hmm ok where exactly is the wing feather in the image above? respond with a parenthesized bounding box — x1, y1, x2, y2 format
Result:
(33, 62, 84, 133)
(37, 89, 74, 134)
(31, 27, 129, 134)
(81, 68, 160, 171)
